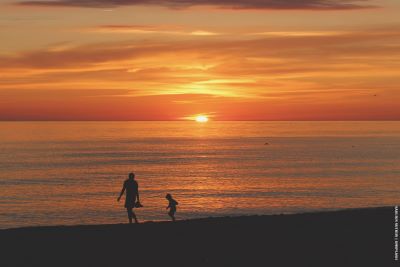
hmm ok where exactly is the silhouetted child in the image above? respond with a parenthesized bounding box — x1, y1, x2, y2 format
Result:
(166, 194, 178, 222)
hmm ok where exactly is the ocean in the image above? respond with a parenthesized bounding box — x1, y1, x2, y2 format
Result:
(0, 121, 399, 229)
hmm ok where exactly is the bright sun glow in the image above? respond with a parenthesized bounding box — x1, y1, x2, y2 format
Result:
(195, 115, 209, 123)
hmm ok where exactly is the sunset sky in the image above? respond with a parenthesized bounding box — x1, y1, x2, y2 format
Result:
(0, 0, 399, 120)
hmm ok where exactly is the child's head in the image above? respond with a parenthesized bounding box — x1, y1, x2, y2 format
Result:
(166, 193, 172, 200)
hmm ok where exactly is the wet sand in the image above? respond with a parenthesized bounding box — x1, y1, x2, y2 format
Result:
(1, 207, 394, 267)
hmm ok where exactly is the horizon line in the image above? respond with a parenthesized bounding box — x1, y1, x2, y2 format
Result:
(0, 120, 399, 122)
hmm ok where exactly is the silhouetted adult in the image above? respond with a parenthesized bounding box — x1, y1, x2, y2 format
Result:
(117, 173, 141, 223)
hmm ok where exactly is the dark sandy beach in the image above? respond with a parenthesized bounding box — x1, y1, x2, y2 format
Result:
(1, 207, 395, 267)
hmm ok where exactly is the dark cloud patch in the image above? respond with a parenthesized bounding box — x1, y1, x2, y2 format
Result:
(17, 0, 376, 10)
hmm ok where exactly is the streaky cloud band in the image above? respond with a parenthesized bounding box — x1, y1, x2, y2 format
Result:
(17, 0, 377, 10)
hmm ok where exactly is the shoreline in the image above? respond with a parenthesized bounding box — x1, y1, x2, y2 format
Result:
(0, 206, 392, 231)
(1, 206, 395, 266)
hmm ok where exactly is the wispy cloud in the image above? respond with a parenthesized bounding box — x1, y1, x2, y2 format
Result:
(92, 24, 182, 33)
(1, 27, 399, 119)
(249, 31, 348, 37)
(85, 24, 222, 36)
(17, 0, 377, 10)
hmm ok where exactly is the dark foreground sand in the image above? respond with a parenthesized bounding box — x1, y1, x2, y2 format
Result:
(1, 207, 395, 267)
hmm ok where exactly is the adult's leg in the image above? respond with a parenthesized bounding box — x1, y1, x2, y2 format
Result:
(127, 208, 133, 224)
(131, 209, 138, 223)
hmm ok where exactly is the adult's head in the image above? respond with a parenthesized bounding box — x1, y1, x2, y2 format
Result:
(166, 193, 172, 199)
(129, 172, 135, 180)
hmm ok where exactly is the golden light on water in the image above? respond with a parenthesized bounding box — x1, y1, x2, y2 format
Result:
(195, 115, 209, 123)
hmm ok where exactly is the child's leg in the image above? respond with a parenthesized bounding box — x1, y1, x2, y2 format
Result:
(168, 210, 175, 221)
(169, 209, 176, 221)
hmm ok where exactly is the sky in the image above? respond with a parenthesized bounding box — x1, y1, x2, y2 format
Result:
(0, 0, 399, 120)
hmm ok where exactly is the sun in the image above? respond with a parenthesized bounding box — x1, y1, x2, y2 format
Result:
(195, 115, 209, 123)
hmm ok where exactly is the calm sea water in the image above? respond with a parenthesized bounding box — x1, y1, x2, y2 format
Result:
(0, 121, 399, 229)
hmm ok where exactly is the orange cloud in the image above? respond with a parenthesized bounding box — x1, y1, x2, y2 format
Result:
(17, 0, 377, 10)
(85, 24, 222, 36)
(1, 27, 399, 120)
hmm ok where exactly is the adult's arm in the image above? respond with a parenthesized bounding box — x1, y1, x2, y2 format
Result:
(136, 184, 140, 202)
(117, 183, 126, 202)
